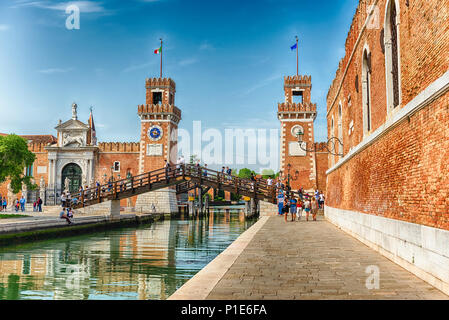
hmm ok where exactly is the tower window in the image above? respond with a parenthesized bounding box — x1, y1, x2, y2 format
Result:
(152, 92, 162, 105)
(292, 90, 304, 104)
(113, 161, 120, 172)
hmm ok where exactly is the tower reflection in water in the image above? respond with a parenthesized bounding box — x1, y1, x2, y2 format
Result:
(0, 207, 253, 300)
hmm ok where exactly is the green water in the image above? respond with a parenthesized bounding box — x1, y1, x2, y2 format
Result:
(0, 208, 255, 300)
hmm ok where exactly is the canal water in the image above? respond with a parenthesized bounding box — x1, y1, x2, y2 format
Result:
(0, 208, 255, 300)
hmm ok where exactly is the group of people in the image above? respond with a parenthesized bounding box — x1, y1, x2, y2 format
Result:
(60, 192, 74, 225)
(276, 187, 325, 222)
(0, 195, 43, 213)
(0, 197, 7, 212)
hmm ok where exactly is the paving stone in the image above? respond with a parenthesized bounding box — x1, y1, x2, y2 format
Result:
(205, 216, 448, 300)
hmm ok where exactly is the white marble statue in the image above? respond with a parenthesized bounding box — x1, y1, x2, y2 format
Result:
(72, 102, 78, 120)
(64, 177, 70, 193)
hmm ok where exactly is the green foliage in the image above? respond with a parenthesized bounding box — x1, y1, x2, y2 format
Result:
(230, 193, 242, 202)
(262, 169, 275, 179)
(237, 168, 254, 179)
(0, 134, 37, 193)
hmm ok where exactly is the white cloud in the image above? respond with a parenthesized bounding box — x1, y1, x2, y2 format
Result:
(178, 58, 198, 66)
(12, 1, 106, 13)
(38, 67, 73, 74)
(0, 25, 10, 31)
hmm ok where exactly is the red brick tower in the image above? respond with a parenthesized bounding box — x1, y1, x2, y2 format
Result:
(135, 77, 181, 213)
(277, 75, 317, 192)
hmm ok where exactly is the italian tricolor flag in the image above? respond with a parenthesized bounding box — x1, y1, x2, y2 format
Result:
(154, 46, 162, 54)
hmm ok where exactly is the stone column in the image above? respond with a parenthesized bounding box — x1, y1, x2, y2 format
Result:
(110, 199, 121, 220)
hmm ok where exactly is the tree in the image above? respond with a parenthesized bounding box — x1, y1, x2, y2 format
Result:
(262, 169, 275, 179)
(238, 168, 254, 179)
(0, 134, 37, 193)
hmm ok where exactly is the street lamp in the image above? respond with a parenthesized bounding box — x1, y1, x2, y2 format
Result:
(296, 131, 344, 156)
(282, 163, 299, 196)
(110, 165, 114, 182)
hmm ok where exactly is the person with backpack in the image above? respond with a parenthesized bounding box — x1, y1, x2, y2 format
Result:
(290, 196, 297, 221)
(37, 197, 43, 212)
(19, 196, 26, 212)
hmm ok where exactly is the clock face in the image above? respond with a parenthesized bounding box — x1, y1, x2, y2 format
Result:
(148, 125, 163, 141)
(291, 125, 304, 137)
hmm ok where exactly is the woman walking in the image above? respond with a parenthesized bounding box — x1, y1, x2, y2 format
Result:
(303, 197, 311, 221)
(311, 197, 318, 221)
(296, 197, 303, 220)
(284, 197, 290, 222)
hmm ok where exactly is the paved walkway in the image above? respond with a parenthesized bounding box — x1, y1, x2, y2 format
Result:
(172, 215, 448, 300)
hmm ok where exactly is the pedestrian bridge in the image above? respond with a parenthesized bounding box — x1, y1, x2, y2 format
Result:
(67, 164, 277, 210)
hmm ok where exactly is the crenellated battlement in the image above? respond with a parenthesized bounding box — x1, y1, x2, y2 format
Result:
(327, 0, 376, 109)
(98, 142, 140, 153)
(145, 77, 176, 90)
(284, 75, 312, 86)
(278, 102, 317, 113)
(138, 104, 182, 118)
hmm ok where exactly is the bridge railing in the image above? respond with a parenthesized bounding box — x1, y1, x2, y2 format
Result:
(65, 164, 276, 208)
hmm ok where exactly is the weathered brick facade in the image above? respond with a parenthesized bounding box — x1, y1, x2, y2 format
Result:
(0, 78, 181, 211)
(277, 76, 328, 193)
(326, 0, 449, 229)
(325, 0, 449, 293)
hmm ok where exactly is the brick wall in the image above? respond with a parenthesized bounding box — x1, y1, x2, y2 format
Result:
(326, 0, 449, 230)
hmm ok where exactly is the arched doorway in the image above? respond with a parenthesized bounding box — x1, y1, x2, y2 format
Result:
(61, 163, 82, 193)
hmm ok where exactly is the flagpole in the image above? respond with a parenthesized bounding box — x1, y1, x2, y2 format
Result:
(296, 36, 298, 76)
(160, 38, 163, 78)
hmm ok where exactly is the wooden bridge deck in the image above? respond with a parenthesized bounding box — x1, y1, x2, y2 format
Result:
(67, 164, 277, 209)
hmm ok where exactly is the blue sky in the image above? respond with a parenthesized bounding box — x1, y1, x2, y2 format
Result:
(0, 0, 358, 170)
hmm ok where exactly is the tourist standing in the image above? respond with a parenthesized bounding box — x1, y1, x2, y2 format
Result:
(2, 198, 6, 211)
(37, 197, 43, 212)
(296, 196, 303, 220)
(61, 192, 66, 208)
(19, 196, 26, 212)
(277, 191, 285, 216)
(311, 197, 318, 221)
(319, 191, 325, 209)
(203, 164, 208, 177)
(33, 200, 37, 212)
(284, 197, 290, 222)
(303, 197, 311, 221)
(15, 199, 19, 212)
(290, 196, 297, 221)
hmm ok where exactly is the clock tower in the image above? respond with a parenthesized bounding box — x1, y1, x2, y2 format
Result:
(135, 77, 181, 213)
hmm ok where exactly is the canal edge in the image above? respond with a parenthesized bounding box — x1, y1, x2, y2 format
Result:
(167, 216, 270, 300)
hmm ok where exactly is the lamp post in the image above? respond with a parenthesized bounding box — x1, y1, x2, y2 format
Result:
(110, 165, 114, 182)
(296, 131, 344, 156)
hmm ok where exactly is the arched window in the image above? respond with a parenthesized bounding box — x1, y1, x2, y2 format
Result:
(385, 0, 401, 110)
(362, 48, 372, 134)
(331, 116, 335, 165)
(338, 103, 343, 156)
